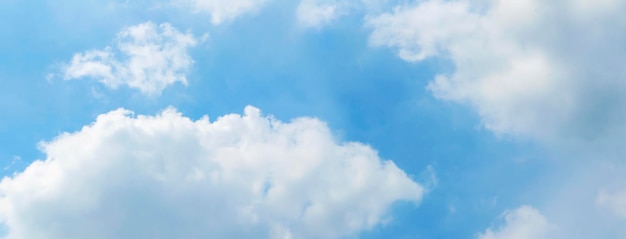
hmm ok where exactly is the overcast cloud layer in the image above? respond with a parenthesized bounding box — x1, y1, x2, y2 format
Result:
(0, 106, 422, 239)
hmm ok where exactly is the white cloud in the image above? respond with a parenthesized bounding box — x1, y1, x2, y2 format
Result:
(367, 0, 626, 145)
(368, 2, 626, 236)
(597, 191, 626, 218)
(295, 0, 391, 29)
(184, 0, 270, 25)
(63, 22, 198, 96)
(0, 106, 423, 239)
(478, 206, 552, 239)
(296, 0, 344, 28)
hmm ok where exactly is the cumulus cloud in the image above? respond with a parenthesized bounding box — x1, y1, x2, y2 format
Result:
(63, 22, 198, 96)
(368, 2, 626, 236)
(478, 206, 552, 239)
(367, 0, 626, 145)
(0, 106, 423, 239)
(184, 0, 270, 25)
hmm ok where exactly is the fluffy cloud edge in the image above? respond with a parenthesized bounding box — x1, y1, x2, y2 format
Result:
(0, 106, 424, 239)
(62, 22, 198, 96)
(478, 206, 553, 239)
(366, 0, 626, 147)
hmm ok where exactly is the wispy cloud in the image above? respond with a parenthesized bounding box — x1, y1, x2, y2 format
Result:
(182, 0, 270, 25)
(62, 22, 198, 96)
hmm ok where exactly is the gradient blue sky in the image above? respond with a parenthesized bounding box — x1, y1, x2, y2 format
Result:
(1, 0, 625, 238)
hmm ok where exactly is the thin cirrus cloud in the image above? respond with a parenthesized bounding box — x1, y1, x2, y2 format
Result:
(62, 22, 198, 96)
(597, 191, 626, 218)
(183, 0, 341, 27)
(180, 0, 378, 29)
(0, 106, 424, 239)
(367, 0, 626, 146)
(296, 0, 345, 28)
(183, 0, 271, 25)
(294, 0, 391, 29)
(477, 206, 552, 239)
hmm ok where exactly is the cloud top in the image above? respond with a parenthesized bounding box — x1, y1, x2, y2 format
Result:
(0, 106, 423, 239)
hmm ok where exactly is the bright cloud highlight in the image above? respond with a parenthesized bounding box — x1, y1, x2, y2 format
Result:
(185, 0, 270, 25)
(63, 22, 198, 96)
(478, 206, 552, 239)
(368, 0, 626, 145)
(296, 0, 343, 28)
(0, 106, 423, 239)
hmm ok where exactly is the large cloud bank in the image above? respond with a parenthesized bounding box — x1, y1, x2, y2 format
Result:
(63, 22, 198, 96)
(367, 0, 626, 236)
(0, 106, 423, 239)
(368, 0, 626, 145)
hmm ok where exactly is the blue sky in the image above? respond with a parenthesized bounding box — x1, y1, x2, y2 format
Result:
(1, 0, 625, 238)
